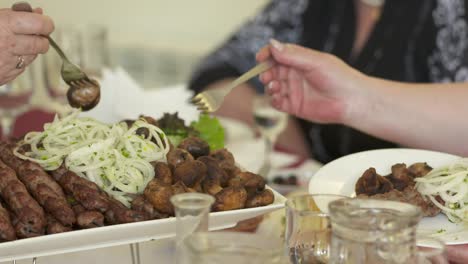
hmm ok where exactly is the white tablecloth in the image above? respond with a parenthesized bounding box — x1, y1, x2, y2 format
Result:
(0, 240, 174, 264)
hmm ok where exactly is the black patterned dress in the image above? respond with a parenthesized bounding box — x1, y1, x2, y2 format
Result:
(189, 0, 468, 164)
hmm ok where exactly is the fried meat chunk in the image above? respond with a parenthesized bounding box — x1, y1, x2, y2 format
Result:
(355, 168, 393, 196)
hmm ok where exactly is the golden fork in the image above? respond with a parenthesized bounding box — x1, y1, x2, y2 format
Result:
(191, 60, 274, 112)
(12, 2, 101, 111)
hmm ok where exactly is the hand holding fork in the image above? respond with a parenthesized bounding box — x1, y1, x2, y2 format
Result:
(12, 2, 101, 111)
(191, 60, 274, 112)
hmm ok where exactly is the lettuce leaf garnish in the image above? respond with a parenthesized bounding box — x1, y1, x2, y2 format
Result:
(157, 112, 225, 150)
(190, 114, 225, 150)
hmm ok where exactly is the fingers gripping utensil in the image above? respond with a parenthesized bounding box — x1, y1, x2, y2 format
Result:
(12, 2, 101, 111)
(191, 60, 274, 113)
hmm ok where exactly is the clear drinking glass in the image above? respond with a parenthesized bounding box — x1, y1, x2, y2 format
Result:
(0, 66, 34, 139)
(253, 95, 287, 176)
(285, 194, 348, 264)
(184, 232, 287, 264)
(171, 193, 215, 264)
(171, 193, 288, 264)
(328, 198, 423, 264)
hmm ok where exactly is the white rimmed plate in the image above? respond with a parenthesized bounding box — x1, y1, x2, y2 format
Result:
(308, 148, 467, 245)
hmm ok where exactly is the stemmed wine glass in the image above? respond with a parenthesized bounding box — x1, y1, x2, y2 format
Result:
(253, 95, 287, 177)
(42, 25, 109, 113)
(0, 67, 34, 140)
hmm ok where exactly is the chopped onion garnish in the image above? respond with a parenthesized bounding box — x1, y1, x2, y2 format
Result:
(14, 110, 170, 207)
(415, 159, 468, 223)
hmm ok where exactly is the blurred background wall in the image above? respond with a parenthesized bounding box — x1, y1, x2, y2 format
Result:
(2, 0, 270, 87)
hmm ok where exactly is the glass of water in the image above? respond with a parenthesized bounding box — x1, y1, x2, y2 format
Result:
(171, 193, 215, 264)
(253, 95, 287, 176)
(328, 198, 423, 264)
(0, 67, 34, 139)
(285, 194, 348, 264)
(184, 232, 287, 264)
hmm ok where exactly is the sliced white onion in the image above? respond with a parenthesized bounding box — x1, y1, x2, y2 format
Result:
(14, 110, 169, 207)
(415, 158, 468, 223)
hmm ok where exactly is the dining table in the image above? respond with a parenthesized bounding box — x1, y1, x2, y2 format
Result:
(0, 71, 320, 263)
(2, 69, 466, 264)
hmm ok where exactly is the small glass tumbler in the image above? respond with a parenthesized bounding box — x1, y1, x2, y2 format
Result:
(184, 232, 287, 264)
(0, 66, 34, 139)
(170, 193, 215, 264)
(328, 198, 423, 264)
(285, 194, 348, 264)
(253, 95, 288, 176)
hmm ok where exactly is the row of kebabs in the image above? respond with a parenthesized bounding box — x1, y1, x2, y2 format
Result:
(355, 162, 441, 217)
(0, 134, 274, 242)
(0, 140, 149, 241)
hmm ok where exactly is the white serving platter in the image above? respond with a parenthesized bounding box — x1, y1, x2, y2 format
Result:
(0, 187, 286, 262)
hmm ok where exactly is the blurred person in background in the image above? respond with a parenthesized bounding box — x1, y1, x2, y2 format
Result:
(0, 5, 54, 85)
(257, 38, 468, 264)
(188, 0, 468, 164)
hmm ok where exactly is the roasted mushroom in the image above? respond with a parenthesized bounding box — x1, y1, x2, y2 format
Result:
(139, 115, 158, 126)
(151, 161, 173, 185)
(135, 127, 150, 139)
(219, 163, 242, 182)
(179, 137, 210, 159)
(201, 172, 223, 196)
(144, 179, 175, 215)
(173, 160, 207, 190)
(212, 186, 247, 211)
(227, 176, 243, 188)
(172, 181, 195, 195)
(245, 189, 274, 208)
(237, 171, 266, 196)
(131, 195, 168, 219)
(198, 156, 230, 191)
(66, 79, 101, 111)
(167, 148, 194, 168)
(210, 148, 235, 167)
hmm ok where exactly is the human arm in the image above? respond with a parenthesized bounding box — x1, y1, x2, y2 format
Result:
(0, 6, 54, 85)
(188, 0, 311, 156)
(349, 76, 468, 156)
(258, 40, 468, 156)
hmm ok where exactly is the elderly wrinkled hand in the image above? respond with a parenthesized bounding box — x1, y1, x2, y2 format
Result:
(0, 6, 54, 85)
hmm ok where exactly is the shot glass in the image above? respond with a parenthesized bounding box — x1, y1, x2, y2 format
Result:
(171, 193, 215, 264)
(184, 231, 287, 264)
(285, 194, 348, 264)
